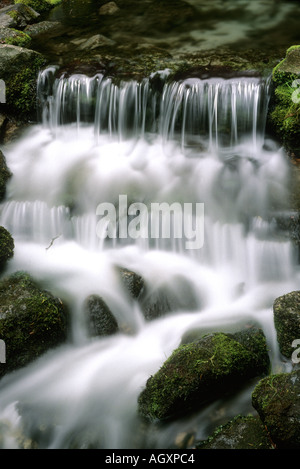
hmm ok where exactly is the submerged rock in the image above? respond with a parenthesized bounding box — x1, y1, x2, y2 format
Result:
(98, 2, 120, 16)
(252, 370, 300, 449)
(0, 271, 69, 378)
(197, 415, 274, 450)
(138, 327, 270, 421)
(273, 290, 300, 359)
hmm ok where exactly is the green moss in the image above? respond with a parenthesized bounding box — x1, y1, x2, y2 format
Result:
(138, 330, 269, 421)
(269, 47, 300, 155)
(0, 271, 69, 376)
(6, 10, 19, 21)
(4, 29, 31, 48)
(14, 0, 54, 14)
(6, 54, 46, 119)
(197, 415, 274, 449)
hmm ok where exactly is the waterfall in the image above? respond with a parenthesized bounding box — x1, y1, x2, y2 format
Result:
(37, 68, 270, 150)
(0, 67, 298, 449)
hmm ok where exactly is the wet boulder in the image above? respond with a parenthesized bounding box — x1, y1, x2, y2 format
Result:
(0, 226, 14, 272)
(138, 327, 270, 421)
(84, 294, 119, 337)
(117, 267, 144, 300)
(0, 271, 69, 378)
(0, 149, 12, 201)
(197, 415, 274, 450)
(252, 369, 300, 449)
(273, 290, 300, 359)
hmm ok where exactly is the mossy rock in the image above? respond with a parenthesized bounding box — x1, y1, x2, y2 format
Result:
(138, 327, 270, 421)
(14, 0, 54, 14)
(0, 271, 69, 378)
(273, 290, 300, 359)
(0, 44, 46, 120)
(269, 45, 300, 157)
(197, 415, 274, 450)
(252, 370, 300, 449)
(0, 26, 31, 47)
(0, 149, 12, 201)
(0, 226, 14, 271)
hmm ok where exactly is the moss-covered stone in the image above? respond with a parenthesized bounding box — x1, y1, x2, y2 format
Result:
(14, 0, 53, 14)
(0, 149, 12, 201)
(0, 3, 40, 29)
(0, 226, 14, 271)
(197, 415, 274, 450)
(0, 271, 69, 378)
(0, 26, 31, 47)
(252, 370, 300, 449)
(138, 328, 270, 421)
(273, 290, 300, 358)
(269, 45, 300, 157)
(0, 44, 46, 119)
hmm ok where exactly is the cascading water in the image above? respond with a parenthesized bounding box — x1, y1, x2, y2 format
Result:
(0, 67, 299, 449)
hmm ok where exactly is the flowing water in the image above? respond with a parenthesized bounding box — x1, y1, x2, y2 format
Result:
(0, 67, 299, 449)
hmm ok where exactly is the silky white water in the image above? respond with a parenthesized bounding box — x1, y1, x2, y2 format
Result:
(0, 69, 299, 449)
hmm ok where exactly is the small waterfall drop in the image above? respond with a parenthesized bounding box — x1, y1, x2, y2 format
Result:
(0, 67, 298, 449)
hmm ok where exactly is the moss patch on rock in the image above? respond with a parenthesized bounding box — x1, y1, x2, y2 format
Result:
(269, 45, 300, 157)
(0, 226, 14, 271)
(252, 370, 300, 449)
(0, 26, 31, 47)
(0, 271, 69, 378)
(273, 290, 300, 358)
(197, 415, 274, 450)
(0, 149, 12, 200)
(14, 0, 53, 14)
(0, 44, 46, 119)
(138, 328, 270, 421)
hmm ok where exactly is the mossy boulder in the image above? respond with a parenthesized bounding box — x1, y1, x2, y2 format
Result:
(252, 370, 300, 449)
(14, 0, 53, 15)
(0, 149, 12, 201)
(0, 271, 69, 378)
(0, 3, 40, 29)
(138, 327, 270, 421)
(197, 415, 274, 450)
(0, 226, 14, 271)
(0, 26, 31, 47)
(269, 45, 300, 157)
(84, 294, 119, 337)
(0, 43, 45, 119)
(273, 290, 300, 359)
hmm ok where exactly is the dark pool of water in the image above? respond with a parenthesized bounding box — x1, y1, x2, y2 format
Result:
(34, 0, 300, 67)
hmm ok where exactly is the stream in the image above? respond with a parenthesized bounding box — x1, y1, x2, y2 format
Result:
(0, 65, 299, 449)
